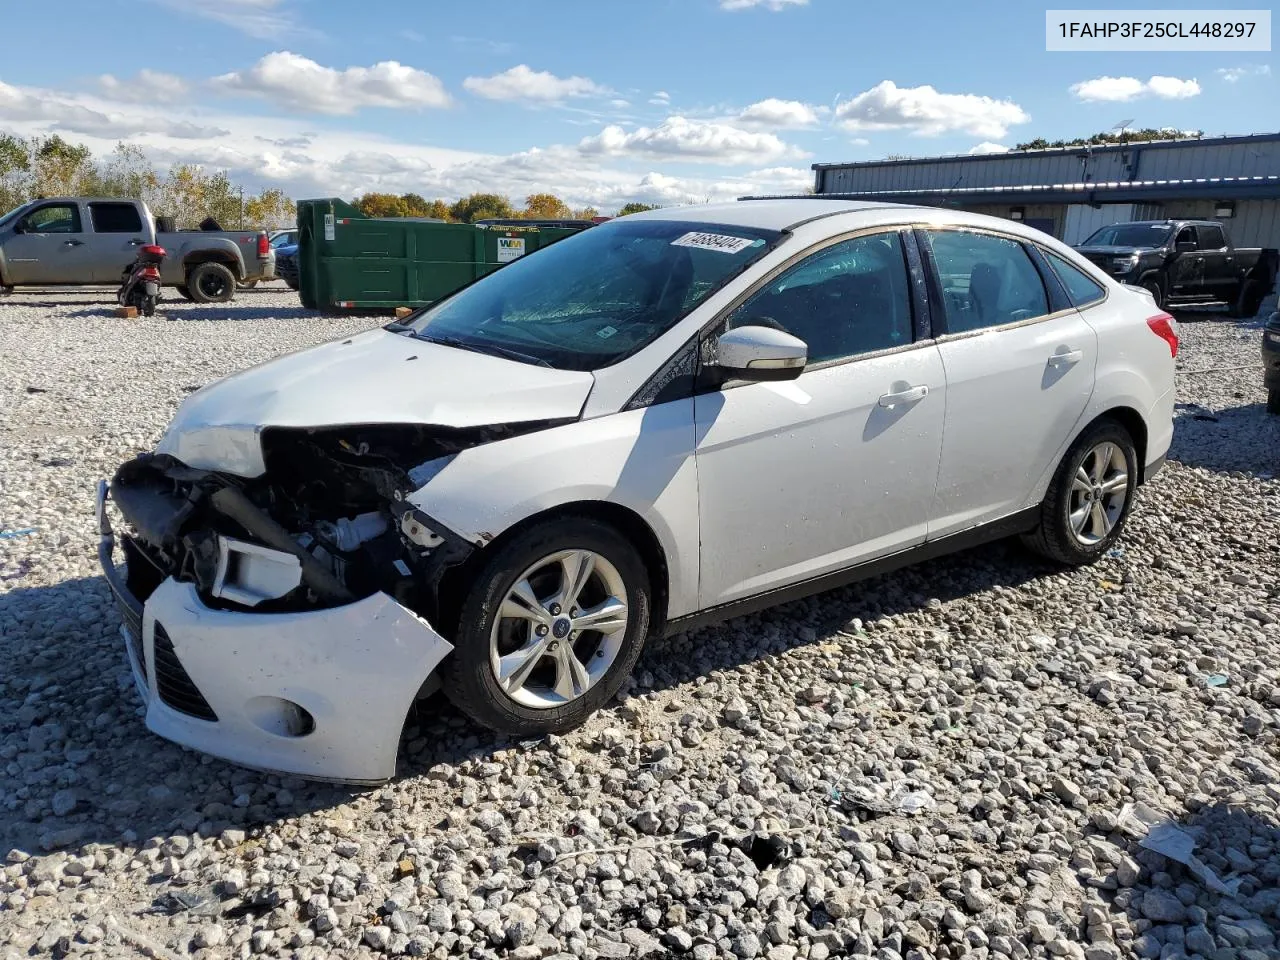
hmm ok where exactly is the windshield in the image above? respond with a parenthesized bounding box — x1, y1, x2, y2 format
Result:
(1083, 223, 1173, 248)
(0, 201, 33, 230)
(405, 219, 781, 370)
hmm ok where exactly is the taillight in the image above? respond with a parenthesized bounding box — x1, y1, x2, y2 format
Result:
(1147, 313, 1178, 358)
(257, 233, 270, 257)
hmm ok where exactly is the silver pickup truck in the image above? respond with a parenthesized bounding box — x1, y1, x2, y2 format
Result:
(0, 197, 275, 303)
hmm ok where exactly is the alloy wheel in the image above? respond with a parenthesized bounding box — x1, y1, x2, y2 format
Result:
(1068, 441, 1130, 545)
(489, 549, 629, 709)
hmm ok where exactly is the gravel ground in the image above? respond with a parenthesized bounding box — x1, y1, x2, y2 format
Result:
(1, 286, 1279, 960)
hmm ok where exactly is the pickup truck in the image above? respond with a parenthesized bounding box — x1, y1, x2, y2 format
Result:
(1075, 219, 1278, 318)
(0, 197, 275, 303)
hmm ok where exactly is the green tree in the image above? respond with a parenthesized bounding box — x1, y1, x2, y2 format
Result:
(31, 135, 95, 196)
(1014, 128, 1201, 151)
(0, 134, 31, 212)
(572, 206, 600, 221)
(615, 202, 658, 217)
(97, 143, 160, 201)
(398, 193, 450, 219)
(522, 192, 573, 220)
(449, 192, 515, 223)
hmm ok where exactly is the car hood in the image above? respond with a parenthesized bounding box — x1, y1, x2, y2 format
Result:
(156, 328, 594, 476)
(1075, 245, 1152, 256)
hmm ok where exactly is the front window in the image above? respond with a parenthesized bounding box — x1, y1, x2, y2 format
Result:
(405, 219, 780, 371)
(1083, 224, 1173, 248)
(18, 203, 82, 234)
(0, 201, 33, 230)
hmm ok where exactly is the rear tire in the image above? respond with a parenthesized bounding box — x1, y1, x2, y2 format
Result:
(186, 262, 236, 303)
(441, 517, 651, 736)
(1268, 390, 1280, 416)
(1022, 419, 1139, 567)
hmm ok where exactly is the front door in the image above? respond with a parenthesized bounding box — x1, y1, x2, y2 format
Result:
(1167, 224, 1206, 297)
(4, 202, 94, 284)
(694, 229, 945, 608)
(919, 228, 1097, 537)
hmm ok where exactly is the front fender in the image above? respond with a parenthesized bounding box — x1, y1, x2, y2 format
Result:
(407, 402, 701, 619)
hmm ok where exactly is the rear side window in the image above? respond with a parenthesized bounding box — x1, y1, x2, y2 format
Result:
(89, 202, 144, 234)
(924, 230, 1049, 333)
(1196, 224, 1225, 249)
(1043, 250, 1106, 308)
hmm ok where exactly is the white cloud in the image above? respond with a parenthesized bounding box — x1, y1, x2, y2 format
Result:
(579, 116, 805, 165)
(969, 141, 1010, 155)
(834, 81, 1029, 139)
(0, 80, 227, 140)
(1070, 75, 1200, 101)
(720, 0, 807, 10)
(151, 0, 300, 39)
(98, 70, 189, 104)
(463, 65, 605, 103)
(736, 98, 821, 129)
(1217, 64, 1270, 82)
(212, 52, 450, 115)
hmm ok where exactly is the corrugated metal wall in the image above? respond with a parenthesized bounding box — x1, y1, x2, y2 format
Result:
(816, 137, 1280, 194)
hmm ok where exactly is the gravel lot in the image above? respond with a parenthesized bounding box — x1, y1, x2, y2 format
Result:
(2, 286, 1279, 960)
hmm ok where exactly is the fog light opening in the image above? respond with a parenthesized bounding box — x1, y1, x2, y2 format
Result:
(245, 696, 315, 738)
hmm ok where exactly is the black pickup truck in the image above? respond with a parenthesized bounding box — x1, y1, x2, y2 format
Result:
(1075, 219, 1278, 318)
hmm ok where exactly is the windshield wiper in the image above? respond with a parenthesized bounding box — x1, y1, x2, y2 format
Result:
(421, 333, 553, 368)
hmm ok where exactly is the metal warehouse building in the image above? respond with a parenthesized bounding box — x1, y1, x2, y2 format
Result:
(808, 132, 1280, 249)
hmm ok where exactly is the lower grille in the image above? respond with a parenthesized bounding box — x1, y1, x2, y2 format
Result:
(153, 624, 218, 721)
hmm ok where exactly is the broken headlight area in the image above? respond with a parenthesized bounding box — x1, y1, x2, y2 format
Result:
(108, 421, 543, 621)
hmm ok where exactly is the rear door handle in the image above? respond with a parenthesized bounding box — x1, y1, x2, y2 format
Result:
(1049, 349, 1083, 367)
(63, 239, 84, 247)
(878, 384, 928, 407)
(128, 239, 144, 245)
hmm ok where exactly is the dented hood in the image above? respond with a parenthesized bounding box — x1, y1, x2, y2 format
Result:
(156, 328, 594, 476)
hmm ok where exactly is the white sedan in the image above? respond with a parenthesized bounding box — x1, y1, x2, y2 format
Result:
(98, 199, 1177, 782)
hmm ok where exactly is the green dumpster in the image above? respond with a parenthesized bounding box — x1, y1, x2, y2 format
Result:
(294, 198, 583, 311)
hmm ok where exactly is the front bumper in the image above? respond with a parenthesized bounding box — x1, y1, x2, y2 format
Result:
(96, 481, 453, 783)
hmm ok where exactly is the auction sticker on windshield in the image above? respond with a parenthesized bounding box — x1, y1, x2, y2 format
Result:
(672, 232, 757, 254)
(497, 236, 526, 262)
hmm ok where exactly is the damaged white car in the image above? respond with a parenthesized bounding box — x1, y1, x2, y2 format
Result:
(98, 199, 1177, 782)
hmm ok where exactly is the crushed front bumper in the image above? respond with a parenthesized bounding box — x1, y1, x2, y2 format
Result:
(96, 481, 453, 783)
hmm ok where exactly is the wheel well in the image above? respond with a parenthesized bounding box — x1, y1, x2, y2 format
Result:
(434, 501, 671, 638)
(183, 253, 241, 279)
(1089, 407, 1149, 482)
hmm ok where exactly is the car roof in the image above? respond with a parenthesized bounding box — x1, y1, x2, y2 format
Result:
(621, 199, 900, 232)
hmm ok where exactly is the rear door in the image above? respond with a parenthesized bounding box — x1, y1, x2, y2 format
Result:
(4, 202, 95, 283)
(920, 227, 1097, 538)
(1193, 223, 1234, 300)
(84, 202, 148, 281)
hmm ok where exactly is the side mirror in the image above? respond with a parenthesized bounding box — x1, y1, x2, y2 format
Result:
(1174, 240, 1196, 253)
(715, 324, 807, 382)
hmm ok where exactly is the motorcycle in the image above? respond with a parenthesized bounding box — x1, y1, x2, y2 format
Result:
(117, 243, 167, 317)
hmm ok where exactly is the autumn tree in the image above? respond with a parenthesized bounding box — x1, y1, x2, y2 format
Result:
(30, 136, 96, 196)
(616, 202, 658, 217)
(96, 143, 161, 202)
(522, 193, 573, 220)
(244, 188, 297, 229)
(1013, 128, 1202, 151)
(400, 193, 451, 219)
(572, 206, 600, 221)
(0, 134, 30, 212)
(449, 192, 515, 223)
(355, 192, 410, 218)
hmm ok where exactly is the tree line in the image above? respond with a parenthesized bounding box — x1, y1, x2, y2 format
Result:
(0, 132, 664, 230)
(353, 191, 659, 222)
(0, 134, 296, 230)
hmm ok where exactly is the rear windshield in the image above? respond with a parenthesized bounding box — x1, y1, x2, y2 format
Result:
(1082, 224, 1173, 248)
(405, 219, 781, 371)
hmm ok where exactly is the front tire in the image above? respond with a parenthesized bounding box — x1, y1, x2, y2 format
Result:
(441, 517, 651, 736)
(1022, 419, 1138, 566)
(1140, 276, 1165, 310)
(186, 262, 236, 303)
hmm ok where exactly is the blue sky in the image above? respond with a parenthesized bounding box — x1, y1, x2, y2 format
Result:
(1, 0, 1272, 210)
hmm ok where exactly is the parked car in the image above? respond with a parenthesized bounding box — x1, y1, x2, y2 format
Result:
(98, 199, 1177, 781)
(1075, 219, 1278, 318)
(0, 197, 275, 302)
(239, 229, 299, 289)
(1264, 310, 1280, 414)
(274, 240, 299, 290)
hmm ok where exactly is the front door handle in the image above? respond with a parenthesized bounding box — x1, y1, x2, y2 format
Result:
(63, 239, 84, 247)
(128, 239, 144, 245)
(1048, 348, 1084, 368)
(878, 384, 928, 407)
